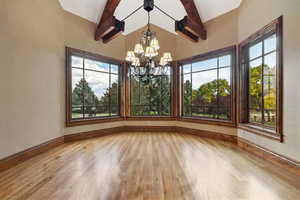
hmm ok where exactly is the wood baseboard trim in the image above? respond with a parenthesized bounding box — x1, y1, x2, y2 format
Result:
(238, 138, 300, 176)
(64, 126, 124, 142)
(176, 127, 237, 143)
(0, 136, 64, 173)
(64, 126, 237, 143)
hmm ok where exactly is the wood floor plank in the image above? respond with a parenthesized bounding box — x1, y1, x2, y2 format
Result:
(0, 132, 300, 200)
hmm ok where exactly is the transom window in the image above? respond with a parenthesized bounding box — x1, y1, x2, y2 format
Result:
(66, 48, 121, 126)
(181, 47, 235, 122)
(129, 66, 172, 116)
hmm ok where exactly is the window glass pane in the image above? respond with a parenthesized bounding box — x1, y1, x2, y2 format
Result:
(218, 67, 232, 120)
(249, 109, 262, 124)
(192, 58, 218, 72)
(263, 72, 276, 127)
(264, 52, 277, 75)
(130, 69, 171, 116)
(71, 56, 83, 68)
(264, 34, 277, 54)
(72, 106, 83, 119)
(110, 105, 119, 116)
(72, 68, 84, 107)
(192, 70, 218, 118)
(85, 71, 109, 108)
(249, 42, 263, 60)
(249, 58, 263, 122)
(219, 55, 231, 67)
(161, 75, 171, 115)
(110, 74, 119, 106)
(183, 64, 191, 74)
(183, 74, 192, 116)
(85, 59, 110, 72)
(94, 106, 109, 117)
(111, 65, 119, 74)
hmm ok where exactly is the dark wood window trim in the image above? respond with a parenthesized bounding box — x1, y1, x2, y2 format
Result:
(66, 47, 124, 127)
(238, 16, 283, 142)
(177, 46, 237, 127)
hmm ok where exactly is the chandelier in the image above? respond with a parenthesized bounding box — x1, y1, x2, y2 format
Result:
(125, 0, 173, 76)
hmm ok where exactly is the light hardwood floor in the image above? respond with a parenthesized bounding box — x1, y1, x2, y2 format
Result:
(0, 132, 300, 200)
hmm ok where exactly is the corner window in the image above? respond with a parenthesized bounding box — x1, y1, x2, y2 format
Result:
(180, 46, 236, 124)
(66, 48, 122, 126)
(239, 16, 283, 141)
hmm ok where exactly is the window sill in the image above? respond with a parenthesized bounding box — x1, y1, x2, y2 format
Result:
(66, 116, 124, 127)
(238, 123, 283, 142)
(126, 116, 177, 121)
(179, 117, 236, 127)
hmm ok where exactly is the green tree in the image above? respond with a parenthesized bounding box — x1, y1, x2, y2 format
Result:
(72, 78, 99, 116)
(99, 82, 119, 114)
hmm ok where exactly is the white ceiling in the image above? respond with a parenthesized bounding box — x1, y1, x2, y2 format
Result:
(59, 0, 242, 35)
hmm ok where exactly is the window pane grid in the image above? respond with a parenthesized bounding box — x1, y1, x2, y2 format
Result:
(130, 66, 171, 116)
(71, 56, 120, 120)
(247, 34, 277, 128)
(182, 53, 232, 121)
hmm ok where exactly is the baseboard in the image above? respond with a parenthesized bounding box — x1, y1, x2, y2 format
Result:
(64, 126, 124, 142)
(176, 127, 237, 144)
(238, 138, 300, 176)
(0, 136, 64, 173)
(4, 127, 299, 176)
(64, 126, 237, 143)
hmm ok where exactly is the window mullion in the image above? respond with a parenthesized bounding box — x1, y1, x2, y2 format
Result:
(262, 41, 265, 124)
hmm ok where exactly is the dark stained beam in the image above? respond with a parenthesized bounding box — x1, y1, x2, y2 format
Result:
(95, 0, 123, 42)
(175, 20, 199, 43)
(102, 20, 125, 43)
(177, 0, 207, 41)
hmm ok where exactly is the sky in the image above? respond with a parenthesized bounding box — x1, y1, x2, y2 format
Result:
(71, 56, 119, 99)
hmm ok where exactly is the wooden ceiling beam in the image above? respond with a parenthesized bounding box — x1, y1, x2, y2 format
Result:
(177, 0, 207, 42)
(95, 0, 123, 42)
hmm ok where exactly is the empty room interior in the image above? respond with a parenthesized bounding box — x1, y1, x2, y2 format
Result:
(1, 0, 300, 199)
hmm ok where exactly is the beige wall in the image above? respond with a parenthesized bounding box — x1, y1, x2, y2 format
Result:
(0, 0, 65, 159)
(64, 11, 126, 60)
(125, 24, 177, 60)
(175, 9, 238, 60)
(237, 0, 300, 161)
(0, 0, 126, 159)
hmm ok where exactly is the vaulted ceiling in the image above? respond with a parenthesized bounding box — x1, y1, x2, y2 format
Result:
(59, 0, 242, 35)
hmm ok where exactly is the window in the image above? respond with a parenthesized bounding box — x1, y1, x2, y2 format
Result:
(239, 16, 283, 141)
(66, 48, 122, 126)
(129, 66, 172, 116)
(180, 46, 236, 123)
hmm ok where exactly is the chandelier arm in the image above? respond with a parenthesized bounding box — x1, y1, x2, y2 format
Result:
(154, 5, 177, 22)
(121, 5, 144, 21)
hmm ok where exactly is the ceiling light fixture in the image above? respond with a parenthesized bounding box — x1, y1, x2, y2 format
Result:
(124, 0, 176, 77)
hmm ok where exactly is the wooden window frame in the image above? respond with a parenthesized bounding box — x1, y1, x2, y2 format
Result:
(124, 63, 178, 120)
(177, 46, 237, 127)
(238, 16, 283, 142)
(65, 47, 124, 127)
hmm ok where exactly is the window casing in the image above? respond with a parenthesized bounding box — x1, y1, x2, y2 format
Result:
(238, 16, 283, 141)
(129, 66, 172, 117)
(66, 48, 122, 126)
(179, 46, 236, 125)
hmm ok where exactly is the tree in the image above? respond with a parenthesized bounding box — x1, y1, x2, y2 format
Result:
(72, 78, 99, 116)
(99, 82, 119, 114)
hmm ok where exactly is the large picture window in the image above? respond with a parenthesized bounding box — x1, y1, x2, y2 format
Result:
(180, 47, 236, 123)
(66, 48, 121, 126)
(129, 66, 172, 116)
(239, 17, 283, 141)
